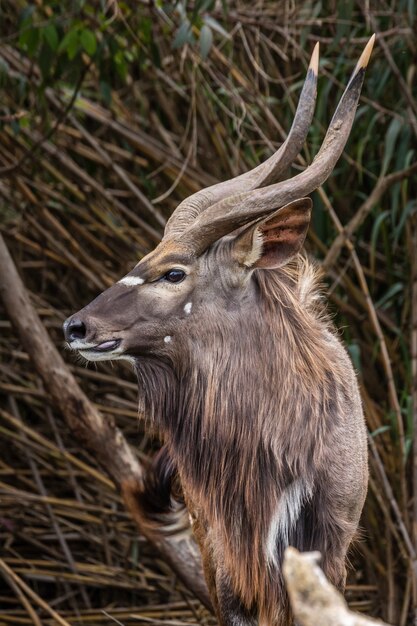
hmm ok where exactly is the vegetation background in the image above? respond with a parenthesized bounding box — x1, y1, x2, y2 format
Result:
(0, 1, 416, 624)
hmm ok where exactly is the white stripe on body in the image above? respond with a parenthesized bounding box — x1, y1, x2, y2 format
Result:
(266, 479, 313, 564)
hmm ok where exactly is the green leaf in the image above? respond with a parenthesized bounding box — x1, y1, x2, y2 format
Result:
(19, 26, 40, 57)
(67, 37, 80, 60)
(172, 20, 193, 49)
(381, 117, 403, 176)
(220, 0, 228, 13)
(203, 15, 229, 38)
(347, 342, 361, 373)
(19, 5, 35, 24)
(39, 42, 53, 81)
(11, 119, 20, 135)
(199, 24, 213, 59)
(99, 80, 112, 106)
(370, 209, 389, 275)
(43, 24, 59, 51)
(394, 199, 417, 247)
(19, 115, 30, 128)
(375, 282, 403, 310)
(114, 50, 127, 81)
(139, 17, 152, 44)
(408, 0, 416, 24)
(59, 28, 80, 60)
(80, 29, 97, 56)
(370, 425, 391, 438)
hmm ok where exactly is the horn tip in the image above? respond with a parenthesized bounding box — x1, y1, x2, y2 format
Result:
(309, 42, 320, 75)
(355, 34, 376, 73)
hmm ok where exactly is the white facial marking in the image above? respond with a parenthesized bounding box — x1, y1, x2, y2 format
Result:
(266, 479, 313, 564)
(68, 340, 97, 351)
(164, 336, 172, 343)
(118, 276, 144, 286)
(77, 346, 124, 362)
(74, 343, 136, 367)
(184, 302, 192, 315)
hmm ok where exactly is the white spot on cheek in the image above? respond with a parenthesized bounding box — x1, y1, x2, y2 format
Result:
(164, 336, 172, 343)
(184, 302, 192, 315)
(118, 276, 144, 286)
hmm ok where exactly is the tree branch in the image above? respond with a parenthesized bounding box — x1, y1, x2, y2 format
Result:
(283, 548, 388, 626)
(0, 232, 212, 611)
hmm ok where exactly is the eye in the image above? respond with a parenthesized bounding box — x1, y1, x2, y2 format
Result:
(163, 269, 186, 283)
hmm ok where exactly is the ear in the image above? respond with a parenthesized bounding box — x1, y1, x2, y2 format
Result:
(232, 197, 312, 269)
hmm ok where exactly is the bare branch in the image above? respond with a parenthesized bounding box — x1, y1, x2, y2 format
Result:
(283, 548, 388, 626)
(323, 162, 417, 270)
(0, 232, 212, 611)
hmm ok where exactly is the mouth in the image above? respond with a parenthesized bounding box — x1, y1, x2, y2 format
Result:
(90, 339, 121, 353)
(69, 339, 123, 362)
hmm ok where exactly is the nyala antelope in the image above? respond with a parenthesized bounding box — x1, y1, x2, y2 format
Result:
(64, 37, 374, 626)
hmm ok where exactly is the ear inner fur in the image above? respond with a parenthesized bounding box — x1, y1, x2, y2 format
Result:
(234, 198, 312, 269)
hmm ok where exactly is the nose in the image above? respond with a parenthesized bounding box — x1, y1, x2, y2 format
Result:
(63, 317, 87, 343)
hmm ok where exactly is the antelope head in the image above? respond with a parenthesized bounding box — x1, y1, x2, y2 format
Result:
(63, 38, 374, 363)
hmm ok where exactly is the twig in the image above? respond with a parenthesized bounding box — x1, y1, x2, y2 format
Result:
(0, 562, 43, 626)
(54, 104, 166, 228)
(0, 57, 93, 177)
(368, 435, 417, 567)
(411, 209, 417, 620)
(318, 187, 407, 463)
(8, 395, 92, 610)
(0, 557, 72, 626)
(362, 11, 417, 138)
(323, 163, 417, 270)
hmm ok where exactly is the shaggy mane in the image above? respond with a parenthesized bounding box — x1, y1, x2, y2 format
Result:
(256, 255, 326, 319)
(135, 252, 352, 625)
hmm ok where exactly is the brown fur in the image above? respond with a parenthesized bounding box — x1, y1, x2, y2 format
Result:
(65, 45, 374, 623)
(66, 233, 368, 626)
(132, 255, 367, 625)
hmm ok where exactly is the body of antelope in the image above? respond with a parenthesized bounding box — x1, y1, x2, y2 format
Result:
(64, 37, 375, 626)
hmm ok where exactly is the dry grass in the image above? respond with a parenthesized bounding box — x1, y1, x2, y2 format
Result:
(0, 1, 416, 624)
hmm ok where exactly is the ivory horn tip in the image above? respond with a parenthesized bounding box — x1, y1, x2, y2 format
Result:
(355, 34, 376, 73)
(309, 42, 320, 75)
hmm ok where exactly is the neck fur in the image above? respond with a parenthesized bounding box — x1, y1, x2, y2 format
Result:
(136, 258, 345, 608)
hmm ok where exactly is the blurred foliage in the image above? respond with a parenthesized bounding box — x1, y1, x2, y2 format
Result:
(0, 0, 416, 625)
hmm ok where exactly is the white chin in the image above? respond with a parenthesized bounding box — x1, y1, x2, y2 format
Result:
(78, 349, 136, 366)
